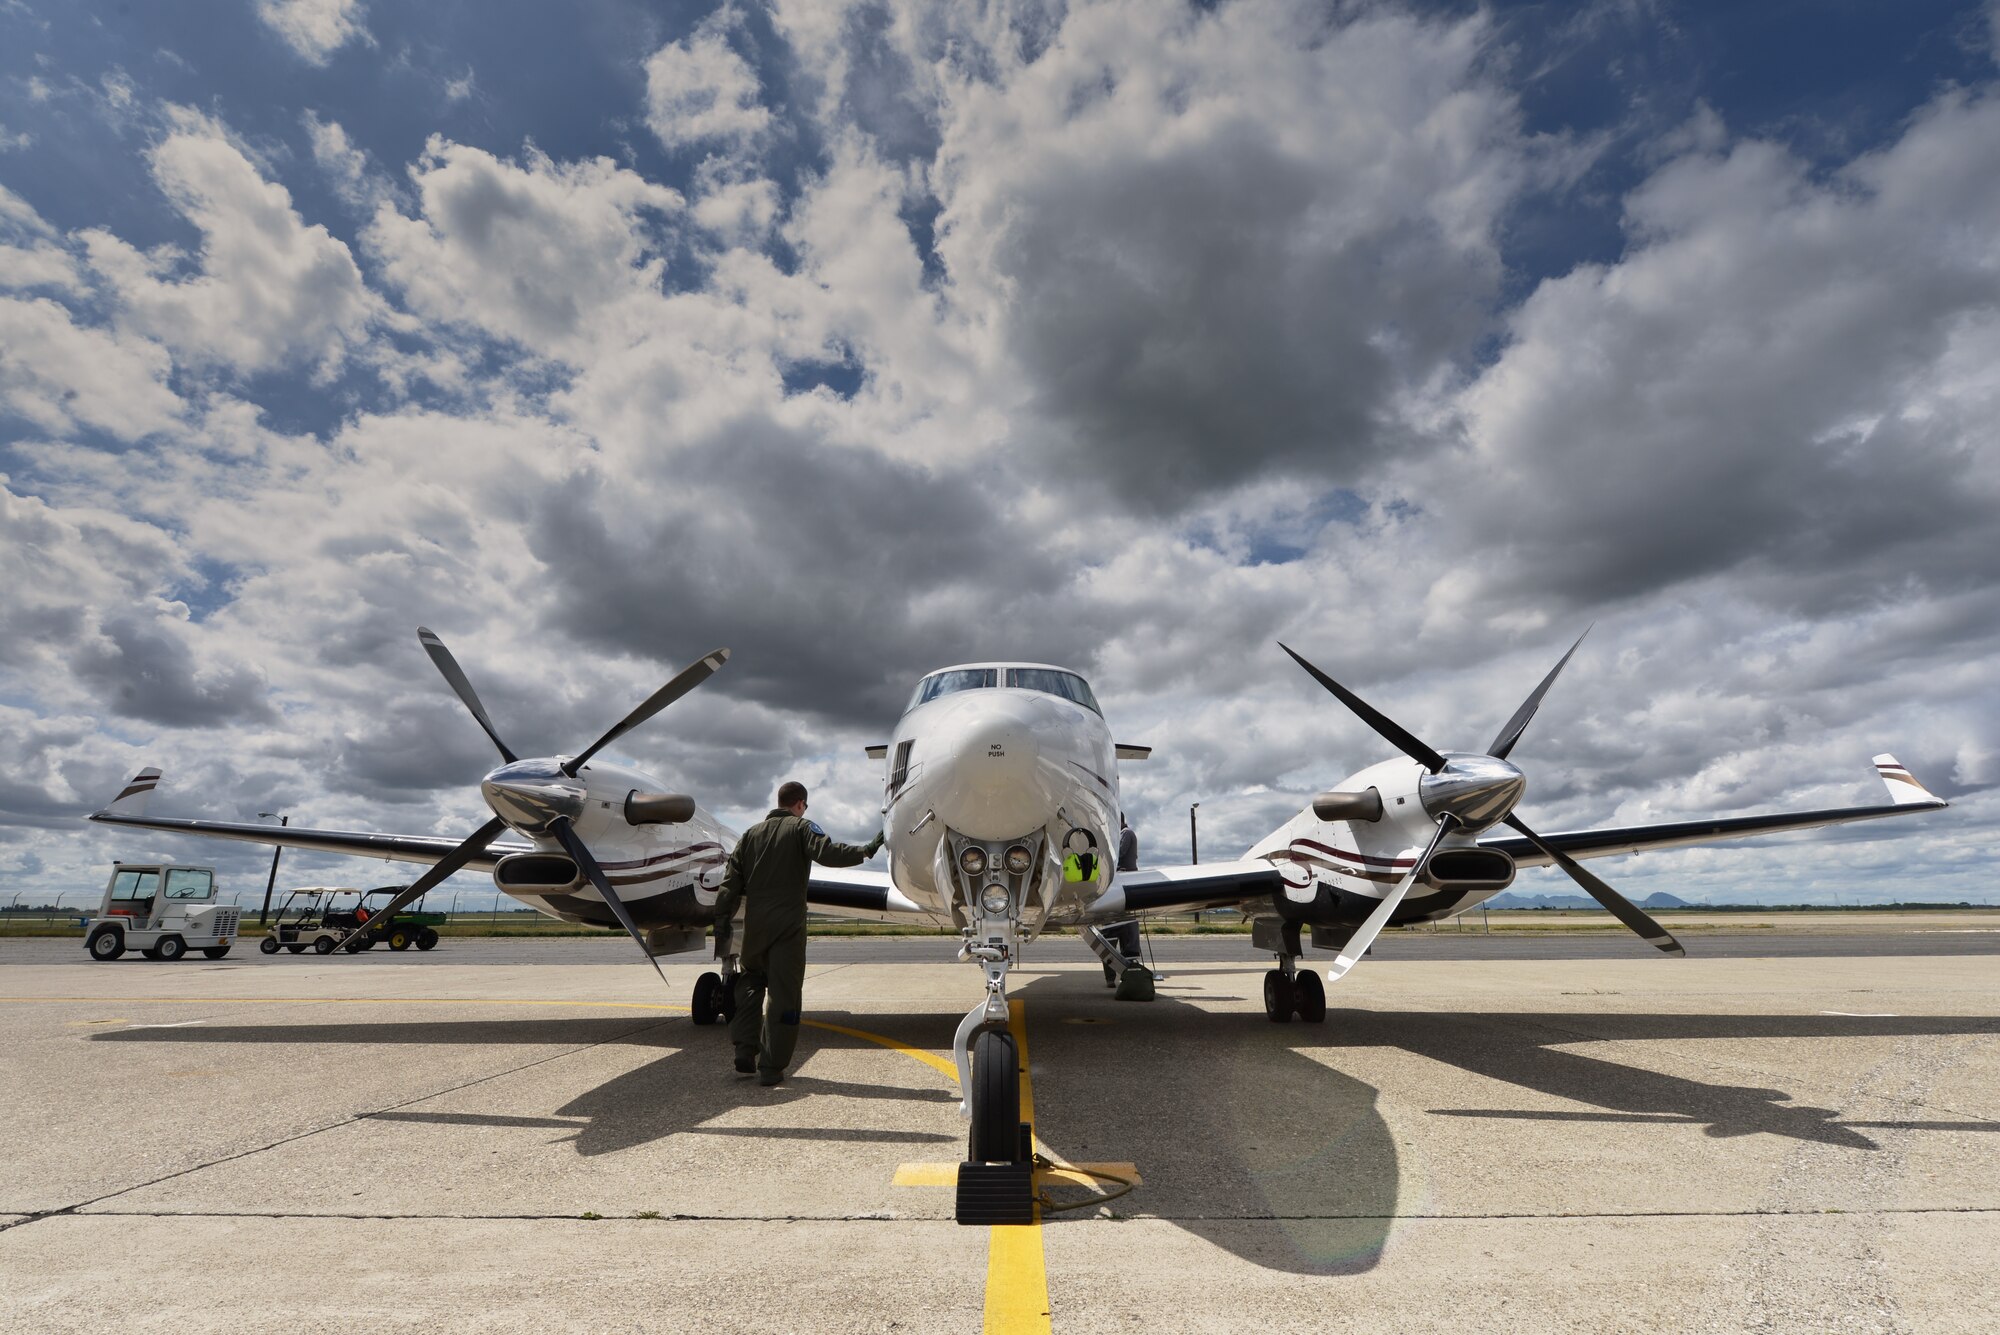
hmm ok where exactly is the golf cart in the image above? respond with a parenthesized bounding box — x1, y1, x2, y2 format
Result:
(258, 886, 442, 955)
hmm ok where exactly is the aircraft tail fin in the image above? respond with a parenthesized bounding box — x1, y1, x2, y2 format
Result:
(1872, 754, 1939, 806)
(101, 767, 163, 817)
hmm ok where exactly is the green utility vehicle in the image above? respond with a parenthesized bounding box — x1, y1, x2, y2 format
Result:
(258, 885, 442, 955)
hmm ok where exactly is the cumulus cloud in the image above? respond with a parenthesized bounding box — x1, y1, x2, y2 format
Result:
(644, 11, 773, 154)
(255, 0, 372, 66)
(81, 107, 381, 375)
(366, 139, 683, 360)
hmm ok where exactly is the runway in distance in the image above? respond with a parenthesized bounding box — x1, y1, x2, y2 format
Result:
(92, 628, 1948, 1220)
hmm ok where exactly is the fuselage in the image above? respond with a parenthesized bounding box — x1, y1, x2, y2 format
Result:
(877, 663, 1122, 930)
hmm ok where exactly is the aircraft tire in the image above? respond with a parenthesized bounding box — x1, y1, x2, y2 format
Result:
(201, 945, 231, 959)
(1262, 970, 1296, 1024)
(287, 944, 307, 954)
(691, 971, 724, 1025)
(1293, 970, 1326, 1023)
(968, 1028, 1022, 1164)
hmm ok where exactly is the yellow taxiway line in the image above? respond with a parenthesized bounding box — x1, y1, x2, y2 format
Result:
(984, 997, 1053, 1335)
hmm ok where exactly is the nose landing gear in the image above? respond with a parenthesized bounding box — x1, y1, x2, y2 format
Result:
(952, 925, 1035, 1225)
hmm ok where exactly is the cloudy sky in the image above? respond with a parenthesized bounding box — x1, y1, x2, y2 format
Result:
(3, 0, 1996, 908)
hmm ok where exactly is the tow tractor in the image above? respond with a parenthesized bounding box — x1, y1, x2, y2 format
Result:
(258, 886, 443, 955)
(84, 863, 240, 961)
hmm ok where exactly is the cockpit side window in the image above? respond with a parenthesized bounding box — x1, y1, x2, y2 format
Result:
(1006, 668, 1102, 716)
(907, 668, 997, 711)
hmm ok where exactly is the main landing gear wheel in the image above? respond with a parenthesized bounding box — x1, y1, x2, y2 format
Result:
(287, 943, 307, 954)
(259, 936, 280, 955)
(968, 1028, 1022, 1164)
(88, 928, 125, 961)
(1293, 969, 1327, 1023)
(691, 971, 725, 1025)
(1262, 969, 1296, 1023)
(201, 945, 231, 959)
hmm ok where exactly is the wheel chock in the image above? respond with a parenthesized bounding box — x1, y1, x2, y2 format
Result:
(954, 1162, 1035, 1225)
(1113, 964, 1156, 1002)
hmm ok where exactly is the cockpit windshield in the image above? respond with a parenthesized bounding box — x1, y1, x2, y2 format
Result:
(906, 668, 997, 712)
(903, 665, 1102, 716)
(1006, 667, 1101, 716)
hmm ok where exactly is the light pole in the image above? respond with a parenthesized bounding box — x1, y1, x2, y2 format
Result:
(1189, 802, 1200, 866)
(257, 812, 288, 926)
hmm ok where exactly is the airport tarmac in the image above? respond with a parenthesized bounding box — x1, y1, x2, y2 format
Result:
(3, 948, 1997, 1333)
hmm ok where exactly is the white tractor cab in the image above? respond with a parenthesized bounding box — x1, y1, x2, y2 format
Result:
(84, 863, 241, 962)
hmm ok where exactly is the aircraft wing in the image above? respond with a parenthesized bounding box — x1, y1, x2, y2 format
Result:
(1480, 796, 1946, 867)
(806, 865, 946, 926)
(88, 809, 532, 872)
(1089, 859, 1289, 919)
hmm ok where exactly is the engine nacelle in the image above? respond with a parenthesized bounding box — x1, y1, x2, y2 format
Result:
(1420, 847, 1515, 892)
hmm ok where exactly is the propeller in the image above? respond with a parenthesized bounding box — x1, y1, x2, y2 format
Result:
(562, 648, 729, 778)
(549, 815, 669, 985)
(418, 628, 516, 763)
(1325, 814, 1458, 981)
(336, 815, 508, 948)
(404, 627, 731, 979)
(1279, 635, 1684, 962)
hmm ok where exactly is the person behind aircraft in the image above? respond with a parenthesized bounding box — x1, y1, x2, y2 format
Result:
(713, 781, 883, 1085)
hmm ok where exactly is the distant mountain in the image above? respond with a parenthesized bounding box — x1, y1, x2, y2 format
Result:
(1483, 890, 1692, 910)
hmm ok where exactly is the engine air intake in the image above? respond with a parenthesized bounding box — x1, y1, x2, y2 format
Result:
(494, 853, 581, 891)
(1420, 848, 1515, 891)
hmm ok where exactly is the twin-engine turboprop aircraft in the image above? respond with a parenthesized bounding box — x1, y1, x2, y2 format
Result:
(92, 628, 1948, 1223)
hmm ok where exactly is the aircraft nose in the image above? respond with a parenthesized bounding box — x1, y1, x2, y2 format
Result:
(928, 698, 1049, 839)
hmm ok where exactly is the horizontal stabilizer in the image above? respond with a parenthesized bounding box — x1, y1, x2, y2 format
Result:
(1873, 754, 1938, 806)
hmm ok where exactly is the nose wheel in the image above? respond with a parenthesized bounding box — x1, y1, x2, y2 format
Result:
(691, 969, 737, 1025)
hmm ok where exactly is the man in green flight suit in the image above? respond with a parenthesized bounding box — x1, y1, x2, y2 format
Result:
(715, 780, 883, 1086)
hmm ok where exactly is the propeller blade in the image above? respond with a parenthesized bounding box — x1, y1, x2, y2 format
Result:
(1327, 814, 1458, 982)
(1504, 814, 1685, 956)
(337, 815, 508, 947)
(562, 648, 730, 778)
(418, 627, 517, 764)
(1278, 643, 1448, 774)
(549, 816, 668, 985)
(1487, 627, 1591, 761)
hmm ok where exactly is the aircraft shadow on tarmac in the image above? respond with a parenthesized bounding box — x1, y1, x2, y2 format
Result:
(95, 979, 2000, 1278)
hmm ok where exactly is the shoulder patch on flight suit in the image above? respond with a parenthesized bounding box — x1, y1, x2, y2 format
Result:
(808, 820, 827, 836)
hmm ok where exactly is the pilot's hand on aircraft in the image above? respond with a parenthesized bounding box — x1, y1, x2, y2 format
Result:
(863, 831, 885, 857)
